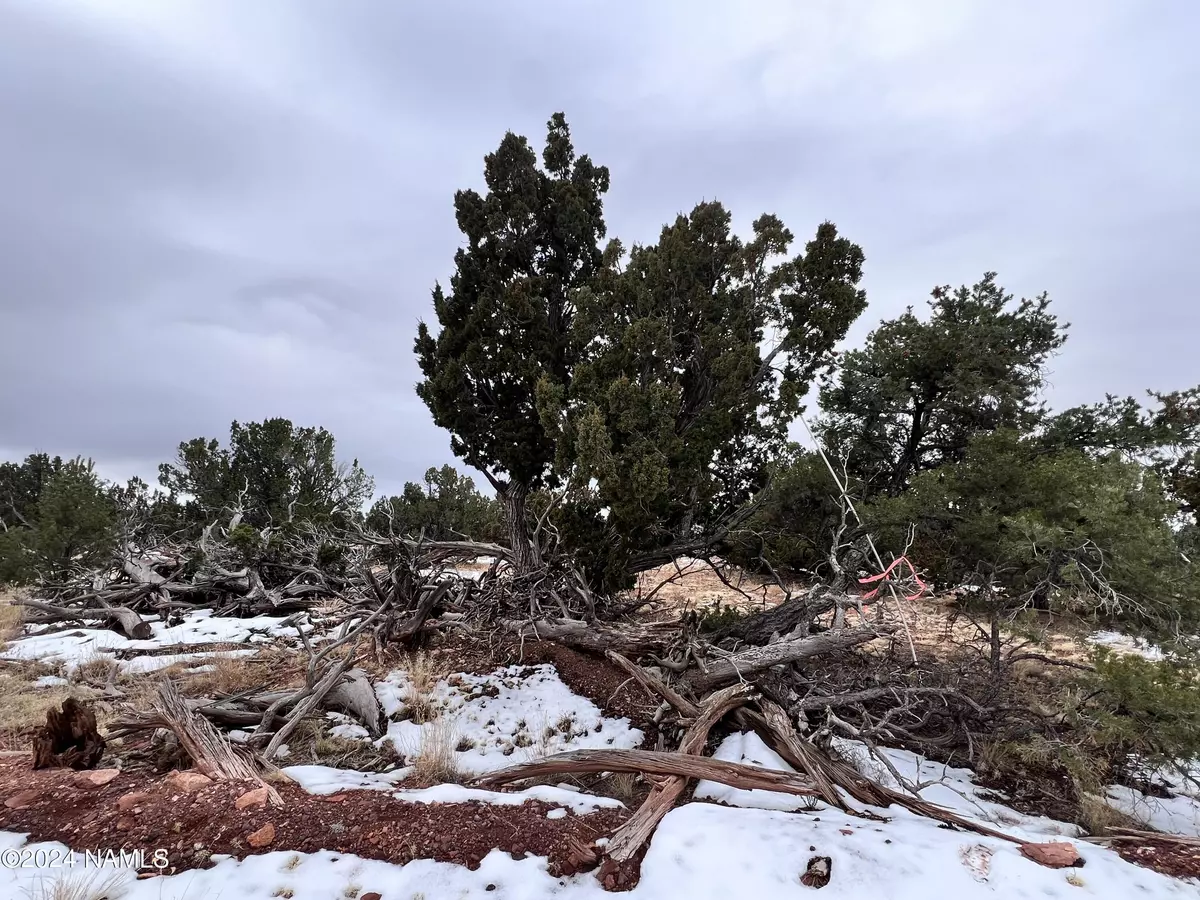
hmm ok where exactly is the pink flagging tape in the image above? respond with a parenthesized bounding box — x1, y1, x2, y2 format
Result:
(857, 555, 928, 602)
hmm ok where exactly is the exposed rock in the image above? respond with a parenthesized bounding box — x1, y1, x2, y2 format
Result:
(235, 787, 269, 810)
(801, 855, 832, 888)
(4, 790, 39, 810)
(164, 771, 213, 794)
(361, 894, 382, 900)
(246, 823, 275, 848)
(76, 768, 121, 787)
(117, 791, 152, 812)
(1019, 842, 1085, 869)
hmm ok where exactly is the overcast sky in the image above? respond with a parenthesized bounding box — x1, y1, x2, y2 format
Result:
(1, 0, 1196, 498)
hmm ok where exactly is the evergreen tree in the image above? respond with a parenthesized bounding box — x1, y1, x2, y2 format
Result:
(540, 207, 866, 586)
(819, 274, 1066, 496)
(158, 418, 373, 529)
(415, 113, 610, 571)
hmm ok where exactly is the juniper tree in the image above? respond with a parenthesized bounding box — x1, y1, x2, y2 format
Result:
(818, 273, 1067, 497)
(414, 113, 610, 571)
(537, 205, 867, 588)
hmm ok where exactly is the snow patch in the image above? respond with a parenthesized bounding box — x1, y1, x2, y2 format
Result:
(375, 663, 642, 775)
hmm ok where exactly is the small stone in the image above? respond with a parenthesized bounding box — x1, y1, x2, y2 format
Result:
(4, 790, 38, 810)
(246, 823, 276, 848)
(235, 787, 269, 810)
(324, 793, 347, 803)
(116, 816, 136, 832)
(361, 893, 382, 900)
(165, 771, 212, 794)
(117, 791, 151, 812)
(76, 768, 121, 787)
(1019, 842, 1085, 869)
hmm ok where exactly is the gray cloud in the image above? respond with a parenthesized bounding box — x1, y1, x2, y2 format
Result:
(1, 0, 1196, 496)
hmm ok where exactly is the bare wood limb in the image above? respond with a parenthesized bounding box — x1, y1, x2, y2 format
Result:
(150, 680, 282, 805)
(475, 749, 823, 800)
(502, 619, 674, 655)
(605, 651, 699, 717)
(606, 684, 754, 863)
(686, 624, 897, 691)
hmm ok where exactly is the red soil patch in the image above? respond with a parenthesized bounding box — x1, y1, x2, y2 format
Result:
(0, 758, 628, 880)
(1112, 839, 1200, 881)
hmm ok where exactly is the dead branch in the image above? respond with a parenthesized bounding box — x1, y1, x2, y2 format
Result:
(685, 624, 897, 691)
(475, 748, 823, 801)
(606, 683, 755, 863)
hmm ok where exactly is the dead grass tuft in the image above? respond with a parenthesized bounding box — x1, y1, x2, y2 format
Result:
(407, 716, 465, 786)
(401, 652, 443, 724)
(312, 733, 401, 772)
(71, 654, 118, 686)
(0, 674, 83, 750)
(0, 591, 25, 650)
(21, 869, 131, 900)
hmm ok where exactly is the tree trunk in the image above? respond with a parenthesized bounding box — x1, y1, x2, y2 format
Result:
(500, 481, 540, 573)
(32, 699, 105, 770)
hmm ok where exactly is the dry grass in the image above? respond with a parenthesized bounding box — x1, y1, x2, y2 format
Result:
(0, 674, 81, 749)
(71, 653, 118, 686)
(21, 869, 131, 900)
(0, 589, 25, 651)
(401, 651, 443, 724)
(312, 733, 400, 772)
(181, 651, 280, 697)
(407, 716, 465, 785)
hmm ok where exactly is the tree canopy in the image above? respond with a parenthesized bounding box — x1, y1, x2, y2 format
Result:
(158, 418, 373, 530)
(819, 273, 1066, 496)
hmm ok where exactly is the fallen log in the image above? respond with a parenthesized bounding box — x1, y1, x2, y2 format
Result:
(605, 684, 754, 863)
(31, 698, 105, 770)
(475, 748, 823, 800)
(149, 680, 282, 805)
(392, 582, 452, 645)
(16, 598, 152, 638)
(101, 603, 153, 640)
(322, 667, 383, 737)
(502, 618, 675, 655)
(685, 623, 897, 691)
(708, 589, 837, 644)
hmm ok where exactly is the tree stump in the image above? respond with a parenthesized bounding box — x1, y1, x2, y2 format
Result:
(31, 698, 106, 770)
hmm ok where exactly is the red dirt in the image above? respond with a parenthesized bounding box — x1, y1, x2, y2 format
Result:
(1112, 839, 1200, 881)
(0, 757, 630, 881)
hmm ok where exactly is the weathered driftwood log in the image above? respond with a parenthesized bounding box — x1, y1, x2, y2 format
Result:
(322, 667, 383, 737)
(391, 582, 452, 645)
(16, 599, 151, 639)
(605, 684, 754, 863)
(501, 618, 675, 655)
(31, 698, 106, 770)
(475, 748, 823, 800)
(685, 623, 897, 691)
(708, 588, 837, 644)
(150, 680, 282, 805)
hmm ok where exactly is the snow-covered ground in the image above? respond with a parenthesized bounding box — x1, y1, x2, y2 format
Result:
(1106, 762, 1200, 837)
(373, 663, 643, 774)
(2, 613, 1197, 895)
(1089, 630, 1167, 660)
(0, 609, 302, 673)
(2, 789, 1192, 899)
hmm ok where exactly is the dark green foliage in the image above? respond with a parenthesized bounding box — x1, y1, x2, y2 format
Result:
(1079, 649, 1200, 770)
(867, 430, 1199, 632)
(697, 600, 751, 634)
(1042, 387, 1200, 524)
(0, 453, 63, 530)
(539, 207, 866, 587)
(727, 447, 847, 576)
(0, 458, 117, 583)
(414, 114, 609, 492)
(365, 465, 500, 541)
(158, 418, 373, 530)
(819, 274, 1066, 496)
